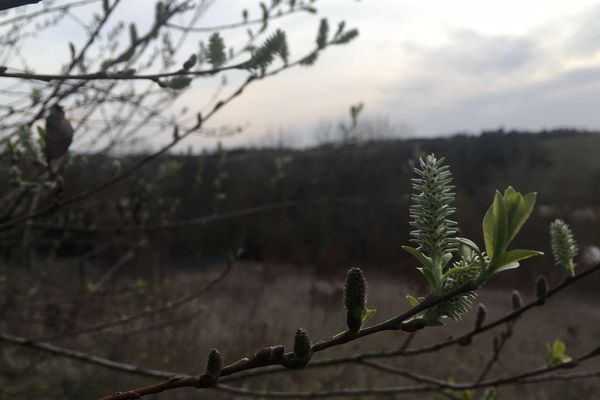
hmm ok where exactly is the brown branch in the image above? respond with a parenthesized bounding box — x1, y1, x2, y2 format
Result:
(0, 61, 248, 82)
(215, 344, 600, 398)
(0, 0, 100, 27)
(216, 262, 600, 383)
(1, 264, 597, 400)
(0, 332, 176, 379)
(29, 198, 385, 234)
(92, 280, 480, 400)
(165, 3, 314, 33)
(0, 0, 43, 12)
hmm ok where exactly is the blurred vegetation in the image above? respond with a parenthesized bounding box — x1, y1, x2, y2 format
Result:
(6, 128, 599, 286)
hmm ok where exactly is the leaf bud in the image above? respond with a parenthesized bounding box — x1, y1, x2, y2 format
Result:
(475, 303, 487, 330)
(511, 290, 523, 311)
(536, 276, 549, 305)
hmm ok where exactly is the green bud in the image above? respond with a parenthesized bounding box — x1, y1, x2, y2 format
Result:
(293, 329, 312, 365)
(536, 276, 549, 304)
(344, 267, 366, 334)
(511, 290, 523, 311)
(475, 303, 487, 330)
(550, 219, 578, 276)
(204, 349, 222, 383)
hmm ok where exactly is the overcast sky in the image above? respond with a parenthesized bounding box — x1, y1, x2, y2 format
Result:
(6, 0, 600, 148)
(192, 0, 600, 145)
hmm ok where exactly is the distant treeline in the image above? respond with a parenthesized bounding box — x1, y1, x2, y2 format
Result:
(10, 128, 600, 284)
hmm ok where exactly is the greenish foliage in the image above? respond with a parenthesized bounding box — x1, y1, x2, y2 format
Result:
(547, 339, 572, 367)
(404, 154, 458, 292)
(550, 219, 578, 276)
(207, 32, 226, 69)
(246, 29, 288, 70)
(316, 18, 329, 49)
(403, 154, 541, 325)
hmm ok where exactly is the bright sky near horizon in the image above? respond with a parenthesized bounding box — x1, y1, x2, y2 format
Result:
(5, 0, 600, 149)
(187, 0, 600, 146)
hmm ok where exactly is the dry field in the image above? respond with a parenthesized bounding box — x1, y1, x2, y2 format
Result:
(1, 260, 599, 399)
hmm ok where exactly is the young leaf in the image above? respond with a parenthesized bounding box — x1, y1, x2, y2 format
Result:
(316, 18, 329, 49)
(483, 190, 508, 260)
(401, 246, 432, 270)
(332, 29, 359, 45)
(406, 294, 420, 307)
(360, 308, 376, 324)
(547, 339, 572, 367)
(456, 237, 480, 253)
(491, 249, 543, 273)
(505, 188, 536, 244)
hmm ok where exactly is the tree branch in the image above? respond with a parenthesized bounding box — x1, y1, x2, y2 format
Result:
(0, 0, 43, 12)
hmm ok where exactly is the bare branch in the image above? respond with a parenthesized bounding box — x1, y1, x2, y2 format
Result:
(0, 0, 43, 12)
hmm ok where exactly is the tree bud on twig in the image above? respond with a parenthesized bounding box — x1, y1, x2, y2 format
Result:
(475, 303, 487, 330)
(344, 267, 366, 334)
(203, 349, 222, 384)
(511, 290, 523, 311)
(536, 276, 549, 305)
(292, 329, 312, 367)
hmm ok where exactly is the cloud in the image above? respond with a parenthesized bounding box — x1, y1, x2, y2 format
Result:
(409, 28, 541, 75)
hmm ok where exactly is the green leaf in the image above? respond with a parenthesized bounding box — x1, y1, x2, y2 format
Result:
(417, 267, 437, 290)
(493, 262, 520, 273)
(316, 18, 329, 49)
(332, 29, 359, 45)
(456, 237, 480, 253)
(246, 29, 288, 69)
(402, 246, 432, 270)
(406, 294, 420, 307)
(547, 339, 572, 366)
(483, 190, 508, 260)
(360, 308, 376, 324)
(505, 187, 536, 244)
(491, 249, 543, 274)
